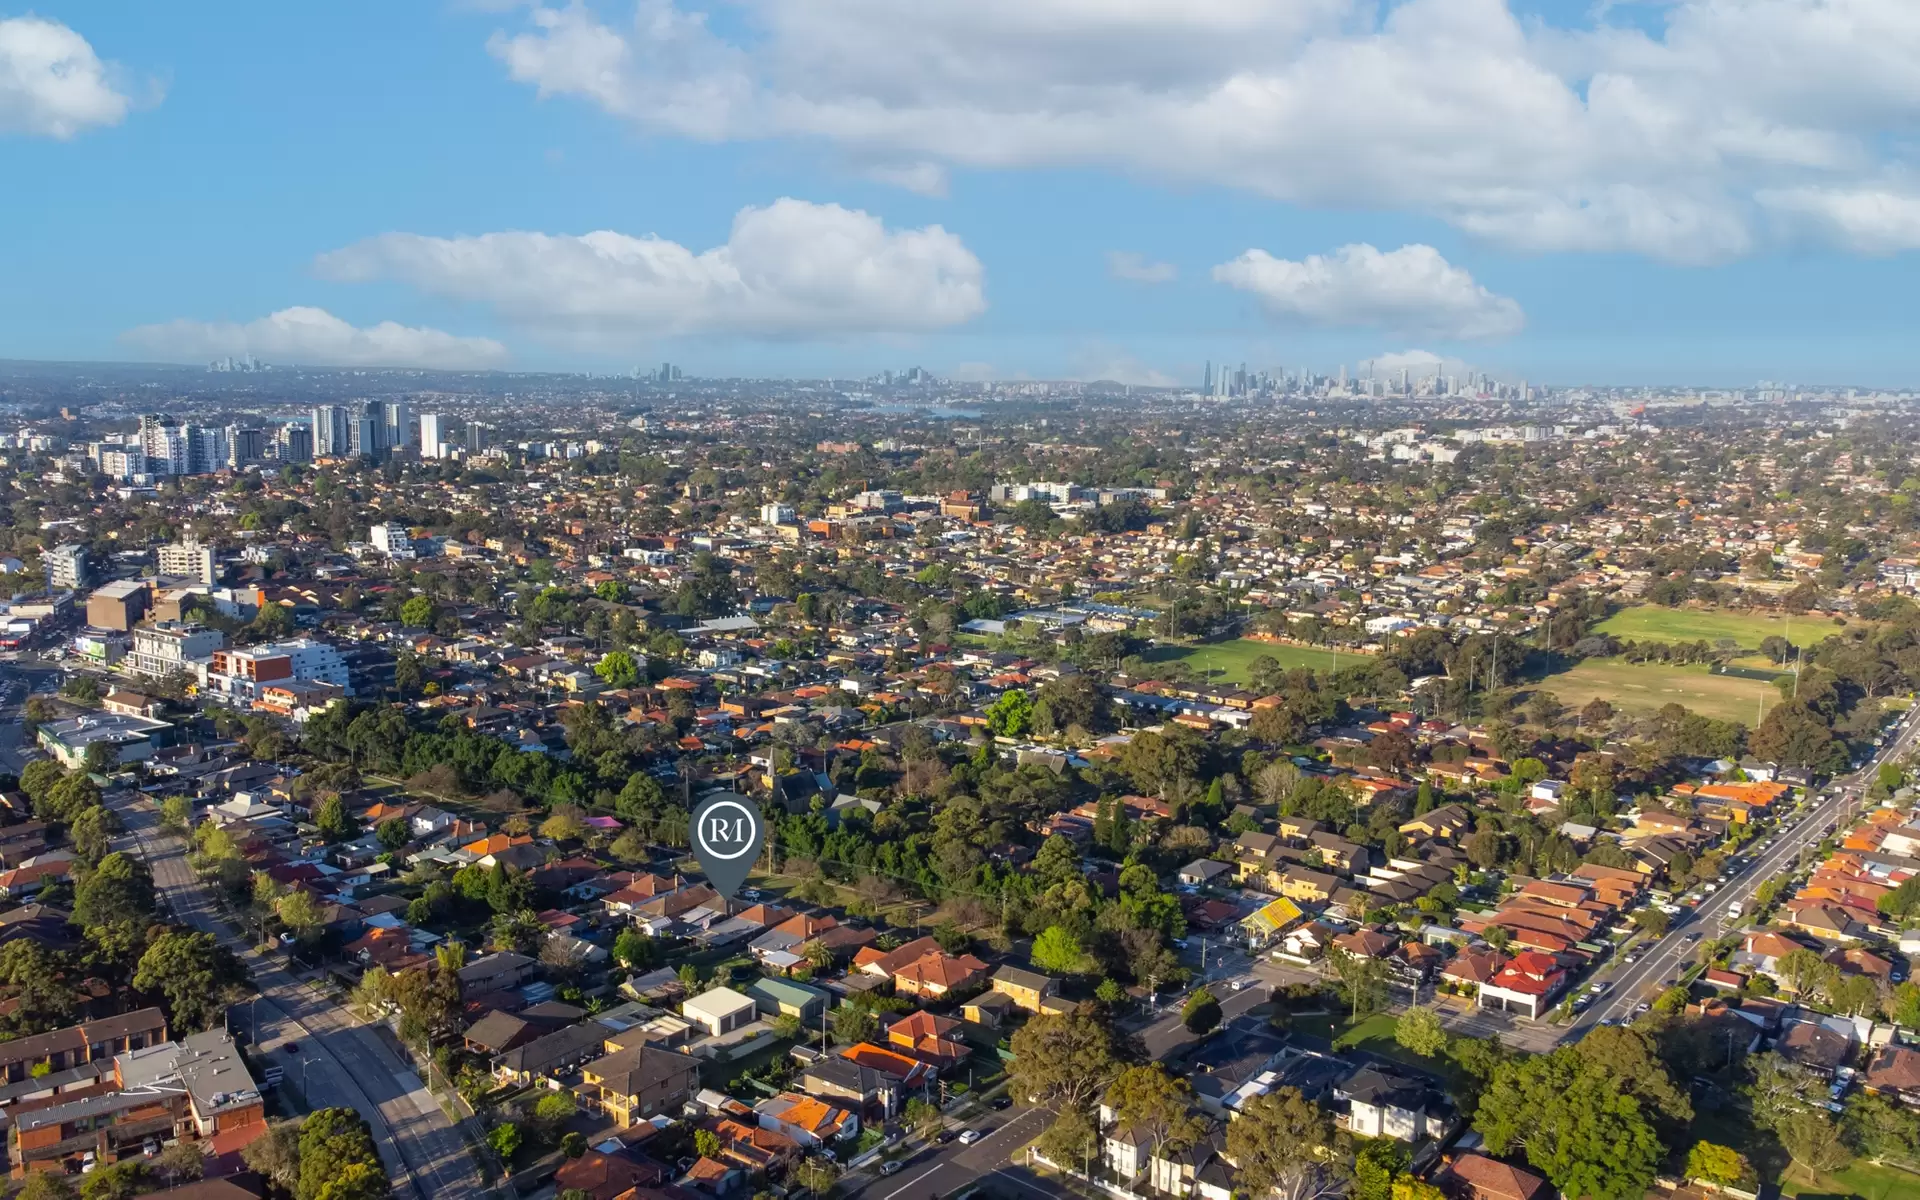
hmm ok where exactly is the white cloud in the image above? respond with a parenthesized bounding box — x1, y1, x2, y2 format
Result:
(1360, 349, 1475, 379)
(485, 0, 1920, 260)
(122, 307, 510, 370)
(1758, 184, 1920, 255)
(1107, 251, 1176, 284)
(316, 198, 986, 345)
(0, 16, 133, 138)
(1213, 243, 1524, 340)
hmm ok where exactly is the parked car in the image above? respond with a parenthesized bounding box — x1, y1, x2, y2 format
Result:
(881, 1160, 904, 1176)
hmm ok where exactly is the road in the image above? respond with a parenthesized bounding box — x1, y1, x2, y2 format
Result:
(1575, 706, 1920, 1034)
(842, 1104, 1060, 1200)
(110, 790, 484, 1200)
(0, 661, 60, 773)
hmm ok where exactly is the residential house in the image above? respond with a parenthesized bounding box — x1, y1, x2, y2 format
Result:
(579, 1044, 701, 1129)
(755, 1092, 859, 1147)
(1335, 1065, 1440, 1142)
(990, 966, 1061, 1014)
(683, 988, 760, 1038)
(1436, 1153, 1551, 1200)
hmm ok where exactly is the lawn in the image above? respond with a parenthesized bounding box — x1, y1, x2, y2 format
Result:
(1593, 606, 1841, 652)
(1538, 658, 1779, 725)
(1141, 638, 1374, 684)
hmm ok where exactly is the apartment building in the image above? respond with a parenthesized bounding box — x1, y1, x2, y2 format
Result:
(127, 622, 226, 679)
(203, 639, 351, 706)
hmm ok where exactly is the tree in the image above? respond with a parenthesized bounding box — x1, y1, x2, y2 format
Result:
(984, 688, 1034, 738)
(1394, 1006, 1449, 1058)
(1684, 1142, 1755, 1189)
(1776, 947, 1835, 998)
(376, 818, 411, 851)
(314, 793, 356, 841)
(1889, 981, 1920, 1028)
(1633, 907, 1671, 938)
(133, 931, 246, 1033)
(1182, 987, 1222, 1035)
(79, 1161, 149, 1200)
(539, 807, 588, 843)
(1031, 925, 1091, 976)
(1326, 945, 1389, 1019)
(532, 1090, 577, 1140)
(790, 1155, 840, 1196)
(1845, 1090, 1920, 1161)
(1106, 1064, 1205, 1156)
(833, 1004, 877, 1046)
(1779, 1109, 1850, 1174)
(299, 1108, 389, 1200)
(1225, 1088, 1347, 1200)
(1008, 1010, 1124, 1115)
(241, 1120, 302, 1193)
(160, 794, 192, 832)
(694, 1128, 723, 1159)
(18, 1174, 77, 1200)
(154, 1142, 206, 1185)
(1475, 1035, 1681, 1200)
(488, 1121, 523, 1159)
(314, 1161, 391, 1200)
(74, 851, 156, 957)
(594, 650, 640, 688)
(1036, 1107, 1098, 1168)
(904, 1096, 944, 1142)
(67, 804, 119, 866)
(399, 595, 435, 629)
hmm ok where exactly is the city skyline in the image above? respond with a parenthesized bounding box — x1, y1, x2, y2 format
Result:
(9, 2, 1920, 384)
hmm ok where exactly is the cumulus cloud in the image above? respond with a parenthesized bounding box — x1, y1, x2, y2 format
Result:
(1213, 243, 1523, 340)
(121, 307, 510, 370)
(1361, 349, 1476, 379)
(315, 198, 986, 345)
(484, 0, 1920, 261)
(0, 15, 134, 138)
(1107, 251, 1176, 284)
(1758, 184, 1920, 255)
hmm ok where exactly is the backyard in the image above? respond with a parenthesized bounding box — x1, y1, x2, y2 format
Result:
(1538, 658, 1780, 725)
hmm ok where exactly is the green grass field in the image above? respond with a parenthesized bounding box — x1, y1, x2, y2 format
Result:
(1593, 606, 1835, 652)
(1141, 638, 1373, 684)
(1540, 658, 1778, 725)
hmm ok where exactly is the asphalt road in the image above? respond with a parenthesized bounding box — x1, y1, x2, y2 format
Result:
(0, 661, 59, 773)
(843, 1104, 1059, 1200)
(1574, 707, 1920, 1034)
(110, 791, 483, 1200)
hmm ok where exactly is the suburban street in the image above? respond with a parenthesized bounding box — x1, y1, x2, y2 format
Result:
(843, 1104, 1060, 1200)
(1576, 705, 1920, 1032)
(108, 790, 484, 1200)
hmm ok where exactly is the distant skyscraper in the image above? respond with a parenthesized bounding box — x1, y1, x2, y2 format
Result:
(349, 412, 378, 459)
(312, 405, 350, 457)
(226, 426, 266, 466)
(384, 400, 413, 451)
(466, 422, 490, 453)
(419, 413, 443, 458)
(277, 423, 313, 464)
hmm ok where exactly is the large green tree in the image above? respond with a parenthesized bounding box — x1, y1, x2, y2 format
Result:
(133, 931, 247, 1033)
(1225, 1088, 1347, 1200)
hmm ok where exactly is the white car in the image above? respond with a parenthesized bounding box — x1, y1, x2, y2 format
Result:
(958, 1129, 981, 1146)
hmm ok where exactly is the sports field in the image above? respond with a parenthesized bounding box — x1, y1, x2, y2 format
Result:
(1592, 606, 1826, 652)
(1540, 659, 1778, 725)
(1141, 638, 1372, 684)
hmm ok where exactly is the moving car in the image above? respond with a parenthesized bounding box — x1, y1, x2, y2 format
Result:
(958, 1129, 981, 1146)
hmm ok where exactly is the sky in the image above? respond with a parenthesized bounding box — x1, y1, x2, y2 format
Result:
(8, 0, 1920, 386)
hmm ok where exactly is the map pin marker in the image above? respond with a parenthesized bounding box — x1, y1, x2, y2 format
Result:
(692, 791, 766, 900)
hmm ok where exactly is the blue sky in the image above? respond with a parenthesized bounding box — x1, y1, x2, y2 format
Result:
(6, 0, 1920, 386)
